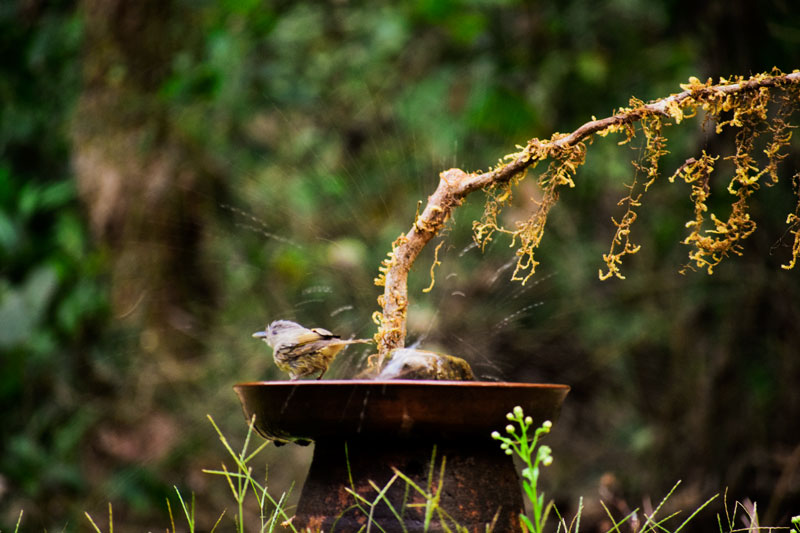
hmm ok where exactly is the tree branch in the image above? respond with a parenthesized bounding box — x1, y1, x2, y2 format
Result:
(375, 70, 800, 361)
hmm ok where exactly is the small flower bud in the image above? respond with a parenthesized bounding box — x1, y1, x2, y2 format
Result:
(513, 406, 524, 418)
(542, 456, 553, 466)
(505, 448, 513, 455)
(506, 424, 515, 434)
(543, 420, 552, 429)
(539, 445, 552, 457)
(524, 416, 533, 426)
(491, 431, 501, 439)
(506, 412, 514, 421)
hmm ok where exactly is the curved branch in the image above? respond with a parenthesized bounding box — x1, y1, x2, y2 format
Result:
(375, 70, 800, 361)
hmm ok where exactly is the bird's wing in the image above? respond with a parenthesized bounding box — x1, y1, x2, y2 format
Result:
(293, 330, 324, 345)
(294, 327, 340, 345)
(279, 340, 329, 362)
(309, 327, 338, 339)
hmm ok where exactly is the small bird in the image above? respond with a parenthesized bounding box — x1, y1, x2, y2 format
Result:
(252, 320, 372, 380)
(359, 348, 475, 381)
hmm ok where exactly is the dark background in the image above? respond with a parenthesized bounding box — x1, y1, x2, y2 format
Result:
(1, 0, 799, 530)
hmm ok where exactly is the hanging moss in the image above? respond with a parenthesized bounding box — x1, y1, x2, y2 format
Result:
(469, 69, 800, 283)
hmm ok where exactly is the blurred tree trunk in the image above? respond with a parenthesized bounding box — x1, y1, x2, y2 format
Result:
(71, 0, 217, 363)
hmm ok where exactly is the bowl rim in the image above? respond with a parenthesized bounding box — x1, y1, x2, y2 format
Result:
(234, 380, 571, 389)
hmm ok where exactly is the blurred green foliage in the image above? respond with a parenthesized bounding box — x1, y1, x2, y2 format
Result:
(0, 0, 110, 526)
(1, 0, 799, 530)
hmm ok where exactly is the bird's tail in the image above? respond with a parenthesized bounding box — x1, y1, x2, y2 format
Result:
(339, 338, 373, 345)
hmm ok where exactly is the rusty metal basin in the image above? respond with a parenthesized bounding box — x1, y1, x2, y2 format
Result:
(234, 380, 570, 532)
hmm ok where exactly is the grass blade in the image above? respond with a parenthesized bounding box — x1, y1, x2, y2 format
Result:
(84, 512, 103, 533)
(210, 509, 227, 533)
(673, 493, 718, 532)
(13, 510, 24, 533)
(166, 497, 176, 533)
(640, 480, 681, 531)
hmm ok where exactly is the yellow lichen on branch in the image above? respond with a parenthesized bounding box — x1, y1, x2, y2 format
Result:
(374, 169, 469, 360)
(668, 72, 799, 273)
(599, 110, 669, 279)
(422, 240, 445, 293)
(473, 135, 588, 284)
(476, 69, 800, 281)
(783, 172, 800, 270)
(372, 233, 410, 359)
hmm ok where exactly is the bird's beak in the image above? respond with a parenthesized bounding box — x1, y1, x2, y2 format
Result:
(252, 331, 267, 339)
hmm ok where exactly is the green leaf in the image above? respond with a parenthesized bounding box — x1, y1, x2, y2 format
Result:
(38, 180, 75, 210)
(0, 210, 19, 252)
(0, 266, 58, 348)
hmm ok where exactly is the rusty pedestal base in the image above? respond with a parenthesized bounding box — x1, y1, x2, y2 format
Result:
(295, 438, 522, 532)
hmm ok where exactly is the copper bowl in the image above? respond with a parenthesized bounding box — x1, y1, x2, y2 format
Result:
(234, 379, 570, 443)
